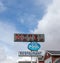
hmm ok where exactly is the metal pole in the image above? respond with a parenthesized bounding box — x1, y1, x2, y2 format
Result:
(31, 56, 32, 63)
(37, 57, 38, 63)
(31, 51, 32, 63)
(36, 50, 38, 63)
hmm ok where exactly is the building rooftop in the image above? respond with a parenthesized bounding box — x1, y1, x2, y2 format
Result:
(47, 51, 60, 55)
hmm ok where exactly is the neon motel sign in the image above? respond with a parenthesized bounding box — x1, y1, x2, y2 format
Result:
(14, 34, 45, 42)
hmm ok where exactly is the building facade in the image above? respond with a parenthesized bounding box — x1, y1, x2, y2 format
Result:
(38, 51, 60, 63)
(18, 51, 60, 63)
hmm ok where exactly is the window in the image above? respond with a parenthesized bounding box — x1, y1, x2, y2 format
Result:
(54, 58, 60, 63)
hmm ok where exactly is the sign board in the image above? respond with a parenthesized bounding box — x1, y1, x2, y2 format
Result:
(28, 42, 41, 51)
(14, 34, 45, 42)
(18, 51, 43, 57)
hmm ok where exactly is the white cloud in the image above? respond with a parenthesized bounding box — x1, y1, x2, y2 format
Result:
(0, 46, 17, 63)
(32, 0, 60, 50)
(18, 14, 36, 24)
(0, 21, 19, 63)
(4, 56, 17, 63)
(0, 21, 17, 44)
(0, 2, 7, 12)
(34, 0, 52, 7)
(0, 46, 6, 62)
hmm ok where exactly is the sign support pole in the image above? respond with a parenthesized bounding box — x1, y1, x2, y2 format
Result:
(36, 50, 38, 63)
(31, 51, 32, 63)
(37, 57, 38, 63)
(31, 56, 32, 63)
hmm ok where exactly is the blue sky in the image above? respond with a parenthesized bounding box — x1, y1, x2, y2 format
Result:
(0, 0, 49, 32)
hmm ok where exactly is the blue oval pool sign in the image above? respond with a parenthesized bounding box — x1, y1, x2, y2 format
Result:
(28, 42, 41, 51)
